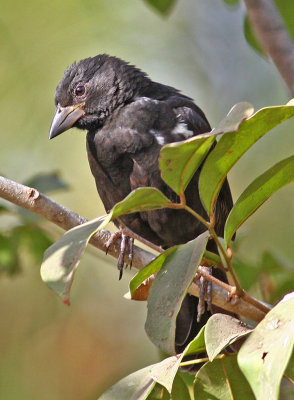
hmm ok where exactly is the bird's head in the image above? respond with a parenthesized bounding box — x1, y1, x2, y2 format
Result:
(49, 54, 149, 139)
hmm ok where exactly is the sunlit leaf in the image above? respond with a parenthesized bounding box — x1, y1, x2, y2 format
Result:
(225, 155, 294, 245)
(151, 355, 182, 393)
(109, 187, 173, 221)
(160, 136, 214, 196)
(199, 102, 294, 216)
(183, 325, 206, 357)
(98, 354, 191, 400)
(129, 246, 178, 296)
(238, 292, 294, 400)
(145, 232, 209, 354)
(143, 0, 177, 15)
(160, 102, 253, 196)
(41, 216, 106, 303)
(194, 355, 255, 399)
(205, 314, 252, 361)
(130, 248, 222, 297)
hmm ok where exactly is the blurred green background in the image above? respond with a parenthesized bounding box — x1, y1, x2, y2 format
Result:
(1, 0, 294, 399)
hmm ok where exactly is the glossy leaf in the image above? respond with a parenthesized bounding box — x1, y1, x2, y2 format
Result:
(145, 232, 209, 354)
(129, 246, 178, 296)
(225, 155, 294, 245)
(130, 248, 222, 297)
(143, 0, 177, 15)
(160, 136, 214, 196)
(109, 187, 173, 220)
(183, 325, 206, 357)
(205, 314, 252, 361)
(41, 216, 106, 303)
(194, 355, 255, 399)
(238, 292, 294, 400)
(199, 102, 294, 215)
(159, 102, 253, 196)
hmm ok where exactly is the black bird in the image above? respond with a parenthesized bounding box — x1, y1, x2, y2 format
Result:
(49, 54, 233, 358)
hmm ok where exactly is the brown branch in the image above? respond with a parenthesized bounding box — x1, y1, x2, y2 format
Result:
(244, 0, 294, 95)
(0, 175, 268, 322)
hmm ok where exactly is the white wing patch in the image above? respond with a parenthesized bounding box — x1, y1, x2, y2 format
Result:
(172, 122, 194, 138)
(149, 129, 166, 146)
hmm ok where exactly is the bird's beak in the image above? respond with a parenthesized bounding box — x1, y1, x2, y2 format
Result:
(49, 104, 85, 139)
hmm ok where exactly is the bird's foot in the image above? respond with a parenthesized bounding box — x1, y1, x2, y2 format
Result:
(106, 231, 134, 280)
(195, 265, 213, 322)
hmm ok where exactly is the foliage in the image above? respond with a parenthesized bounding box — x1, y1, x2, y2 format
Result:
(40, 101, 294, 399)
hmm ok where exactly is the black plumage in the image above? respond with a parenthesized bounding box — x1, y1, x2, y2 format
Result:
(49, 54, 233, 357)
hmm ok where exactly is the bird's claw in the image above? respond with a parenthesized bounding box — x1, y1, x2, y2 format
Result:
(196, 266, 213, 322)
(106, 231, 134, 280)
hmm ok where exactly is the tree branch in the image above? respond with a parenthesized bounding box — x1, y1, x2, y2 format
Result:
(0, 175, 268, 322)
(244, 0, 294, 95)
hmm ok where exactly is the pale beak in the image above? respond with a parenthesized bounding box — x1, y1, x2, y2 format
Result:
(49, 104, 85, 139)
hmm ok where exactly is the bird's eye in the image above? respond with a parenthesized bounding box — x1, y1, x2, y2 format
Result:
(75, 85, 86, 96)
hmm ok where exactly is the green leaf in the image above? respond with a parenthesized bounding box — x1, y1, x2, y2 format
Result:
(199, 102, 294, 216)
(205, 314, 252, 361)
(151, 355, 184, 393)
(145, 232, 209, 354)
(159, 102, 253, 196)
(130, 249, 222, 297)
(184, 325, 206, 356)
(238, 292, 294, 400)
(109, 187, 173, 221)
(147, 383, 170, 400)
(98, 355, 190, 399)
(285, 356, 294, 382)
(24, 171, 69, 193)
(160, 136, 215, 196)
(151, 327, 207, 393)
(194, 355, 255, 400)
(143, 0, 177, 15)
(225, 155, 294, 245)
(41, 216, 106, 303)
(98, 365, 156, 400)
(169, 374, 191, 399)
(129, 246, 178, 296)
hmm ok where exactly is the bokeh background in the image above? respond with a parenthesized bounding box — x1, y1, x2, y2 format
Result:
(1, 0, 294, 399)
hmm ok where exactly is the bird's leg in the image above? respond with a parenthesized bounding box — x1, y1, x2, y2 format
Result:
(106, 230, 134, 280)
(195, 266, 213, 322)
